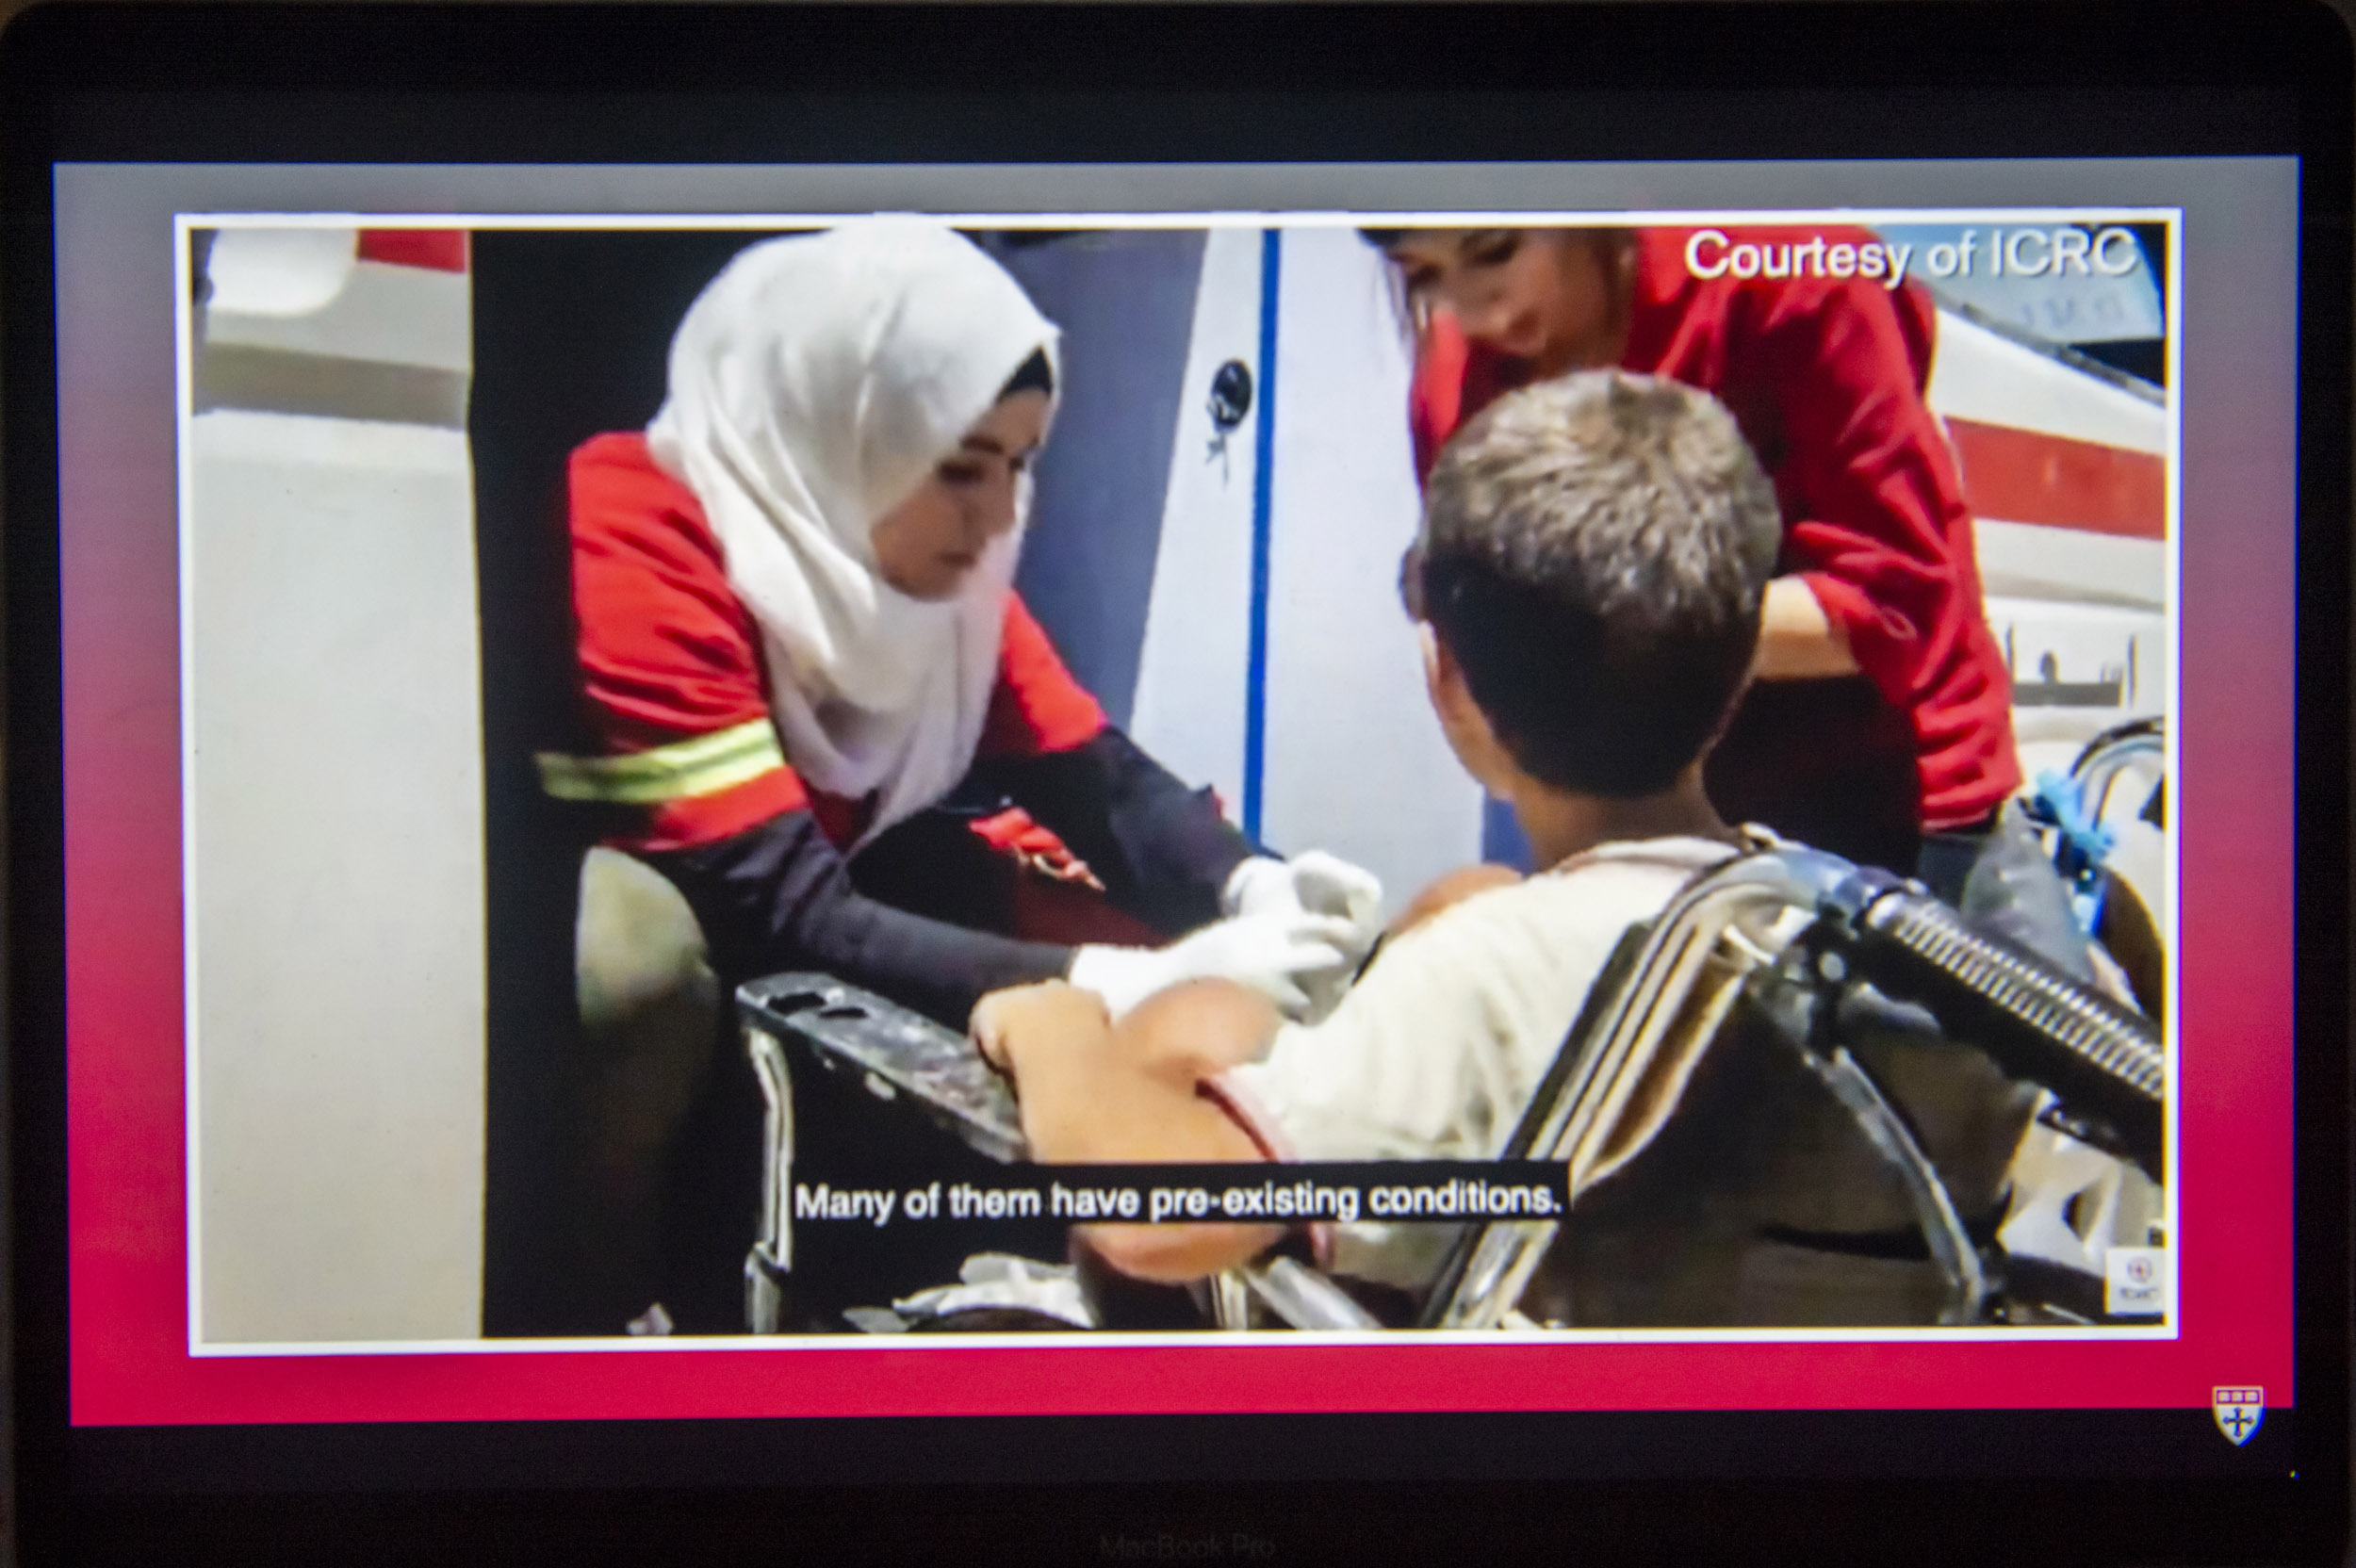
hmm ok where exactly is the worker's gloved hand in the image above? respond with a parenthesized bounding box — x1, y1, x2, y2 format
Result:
(1068, 911, 1360, 1023)
(1221, 852, 1384, 1021)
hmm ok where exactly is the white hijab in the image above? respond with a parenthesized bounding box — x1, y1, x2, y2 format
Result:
(646, 221, 1060, 847)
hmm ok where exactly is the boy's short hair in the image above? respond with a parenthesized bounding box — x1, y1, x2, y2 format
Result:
(1409, 369, 1781, 797)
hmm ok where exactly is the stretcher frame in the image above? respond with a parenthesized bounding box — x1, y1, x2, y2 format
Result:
(736, 844, 2164, 1334)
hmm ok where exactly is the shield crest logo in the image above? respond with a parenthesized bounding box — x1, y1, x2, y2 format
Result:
(2213, 1387, 2264, 1446)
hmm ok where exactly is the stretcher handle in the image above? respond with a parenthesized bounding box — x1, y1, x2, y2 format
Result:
(1845, 889, 2165, 1182)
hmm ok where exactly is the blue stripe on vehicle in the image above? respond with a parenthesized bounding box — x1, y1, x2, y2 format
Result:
(1481, 795, 1538, 873)
(1242, 229, 1281, 843)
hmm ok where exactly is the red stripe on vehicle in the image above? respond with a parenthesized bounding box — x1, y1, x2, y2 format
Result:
(355, 229, 470, 272)
(1945, 416, 2166, 540)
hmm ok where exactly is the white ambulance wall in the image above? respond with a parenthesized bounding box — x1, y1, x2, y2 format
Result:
(1930, 307, 2171, 763)
(1128, 228, 1484, 914)
(1000, 231, 1206, 728)
(1930, 310, 2168, 458)
(1259, 230, 1485, 915)
(1127, 228, 1265, 821)
(1993, 590, 2169, 784)
(189, 406, 486, 1344)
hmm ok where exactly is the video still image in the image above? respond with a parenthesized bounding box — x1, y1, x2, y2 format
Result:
(179, 215, 2172, 1347)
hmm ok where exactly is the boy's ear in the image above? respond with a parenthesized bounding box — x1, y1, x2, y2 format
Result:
(1419, 623, 1474, 725)
(1418, 622, 1515, 797)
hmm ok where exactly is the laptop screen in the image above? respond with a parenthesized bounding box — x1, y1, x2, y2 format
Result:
(12, 8, 2344, 1560)
(65, 172, 2255, 1409)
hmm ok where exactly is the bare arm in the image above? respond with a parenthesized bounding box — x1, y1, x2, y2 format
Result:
(1753, 575, 1860, 680)
(976, 980, 1285, 1282)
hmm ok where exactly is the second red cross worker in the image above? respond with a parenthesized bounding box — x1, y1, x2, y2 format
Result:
(546, 223, 1383, 1027)
(1371, 225, 2026, 905)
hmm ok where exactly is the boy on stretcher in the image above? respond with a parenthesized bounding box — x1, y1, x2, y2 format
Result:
(970, 368, 1782, 1295)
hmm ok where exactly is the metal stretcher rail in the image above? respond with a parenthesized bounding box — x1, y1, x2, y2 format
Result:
(737, 845, 2164, 1333)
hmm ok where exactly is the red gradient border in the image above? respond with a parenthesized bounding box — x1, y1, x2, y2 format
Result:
(61, 236, 2293, 1429)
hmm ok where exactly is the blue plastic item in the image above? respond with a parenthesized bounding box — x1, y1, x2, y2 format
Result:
(2020, 771, 2117, 935)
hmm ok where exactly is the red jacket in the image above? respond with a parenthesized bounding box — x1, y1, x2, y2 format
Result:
(1412, 226, 2020, 845)
(554, 432, 1107, 855)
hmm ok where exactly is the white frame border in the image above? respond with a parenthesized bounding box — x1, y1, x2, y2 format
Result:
(172, 204, 2184, 1358)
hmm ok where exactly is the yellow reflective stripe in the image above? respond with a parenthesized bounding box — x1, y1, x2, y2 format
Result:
(535, 719, 785, 806)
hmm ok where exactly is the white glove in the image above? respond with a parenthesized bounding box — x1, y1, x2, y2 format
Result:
(1068, 910, 1360, 1022)
(1225, 850, 1383, 934)
(1222, 852, 1384, 1021)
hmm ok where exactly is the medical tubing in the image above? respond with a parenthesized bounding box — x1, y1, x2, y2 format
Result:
(1847, 888, 2165, 1179)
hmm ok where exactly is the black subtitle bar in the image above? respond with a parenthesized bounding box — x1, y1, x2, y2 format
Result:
(787, 1163, 1568, 1229)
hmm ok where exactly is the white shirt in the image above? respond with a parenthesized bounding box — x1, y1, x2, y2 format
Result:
(1219, 836, 1739, 1289)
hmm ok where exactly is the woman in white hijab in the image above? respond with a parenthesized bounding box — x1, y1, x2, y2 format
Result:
(545, 221, 1380, 1037)
(539, 221, 1383, 1331)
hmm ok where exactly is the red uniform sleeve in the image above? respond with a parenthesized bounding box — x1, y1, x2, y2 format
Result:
(1758, 280, 1963, 673)
(978, 593, 1108, 758)
(1752, 277, 2019, 819)
(546, 433, 810, 853)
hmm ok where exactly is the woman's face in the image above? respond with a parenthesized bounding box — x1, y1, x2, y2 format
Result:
(870, 389, 1051, 601)
(1384, 228, 1631, 378)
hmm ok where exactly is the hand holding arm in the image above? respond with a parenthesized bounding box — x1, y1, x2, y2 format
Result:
(1220, 850, 1385, 1020)
(1067, 909, 1359, 1021)
(1224, 850, 1383, 939)
(975, 979, 1284, 1281)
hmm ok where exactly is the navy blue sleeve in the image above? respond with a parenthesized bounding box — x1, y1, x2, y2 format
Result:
(646, 808, 1074, 1029)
